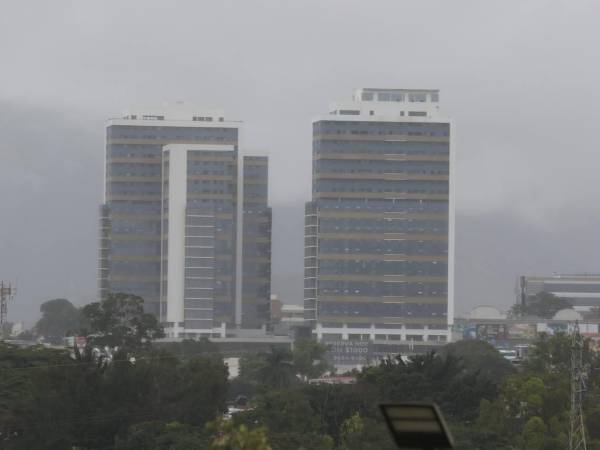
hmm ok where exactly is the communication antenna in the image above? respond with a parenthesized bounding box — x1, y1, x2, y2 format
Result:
(0, 281, 17, 337)
(568, 321, 587, 450)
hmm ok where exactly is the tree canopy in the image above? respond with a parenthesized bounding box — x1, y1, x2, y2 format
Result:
(35, 298, 83, 344)
(82, 292, 164, 350)
(511, 291, 572, 318)
(4, 327, 600, 449)
(0, 342, 229, 449)
(292, 338, 331, 380)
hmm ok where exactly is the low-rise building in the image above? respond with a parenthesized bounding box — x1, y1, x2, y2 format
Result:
(455, 305, 600, 352)
(519, 274, 600, 311)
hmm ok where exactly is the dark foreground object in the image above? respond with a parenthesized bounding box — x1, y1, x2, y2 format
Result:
(380, 403, 454, 449)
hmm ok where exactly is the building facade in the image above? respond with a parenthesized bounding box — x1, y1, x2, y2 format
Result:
(304, 88, 454, 343)
(99, 105, 271, 338)
(519, 274, 600, 311)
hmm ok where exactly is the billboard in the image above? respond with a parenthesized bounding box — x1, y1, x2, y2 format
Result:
(325, 340, 371, 365)
(546, 323, 568, 336)
(476, 324, 508, 341)
(506, 323, 537, 340)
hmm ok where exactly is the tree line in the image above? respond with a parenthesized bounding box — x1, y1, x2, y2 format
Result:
(3, 293, 600, 449)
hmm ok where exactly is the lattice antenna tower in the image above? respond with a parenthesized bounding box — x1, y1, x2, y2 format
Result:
(568, 321, 588, 450)
(0, 281, 17, 338)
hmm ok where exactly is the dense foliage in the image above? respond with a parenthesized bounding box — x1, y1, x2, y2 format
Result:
(233, 337, 600, 450)
(0, 343, 228, 449)
(34, 298, 84, 344)
(510, 291, 573, 318)
(82, 292, 165, 349)
(3, 297, 600, 449)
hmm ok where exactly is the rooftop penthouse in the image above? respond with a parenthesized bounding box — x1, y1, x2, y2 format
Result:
(326, 88, 442, 120)
(108, 102, 239, 127)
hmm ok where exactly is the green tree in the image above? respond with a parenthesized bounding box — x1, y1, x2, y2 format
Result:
(240, 346, 297, 389)
(511, 291, 572, 318)
(0, 343, 73, 447)
(235, 387, 335, 450)
(208, 418, 272, 450)
(116, 421, 209, 450)
(35, 298, 83, 344)
(471, 333, 576, 449)
(292, 338, 331, 380)
(525, 331, 586, 374)
(586, 405, 600, 441)
(176, 356, 229, 425)
(2, 345, 228, 449)
(259, 347, 296, 388)
(82, 292, 164, 350)
(518, 416, 547, 450)
(360, 350, 498, 421)
(1, 344, 104, 449)
(338, 412, 395, 450)
(302, 383, 379, 442)
(441, 339, 514, 383)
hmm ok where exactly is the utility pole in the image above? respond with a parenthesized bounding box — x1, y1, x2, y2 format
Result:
(0, 281, 16, 338)
(568, 321, 587, 450)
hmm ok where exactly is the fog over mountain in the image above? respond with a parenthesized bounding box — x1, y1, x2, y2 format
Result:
(1, 100, 599, 325)
(1, 0, 599, 325)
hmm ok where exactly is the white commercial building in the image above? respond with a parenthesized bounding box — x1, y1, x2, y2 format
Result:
(304, 88, 454, 344)
(100, 103, 272, 339)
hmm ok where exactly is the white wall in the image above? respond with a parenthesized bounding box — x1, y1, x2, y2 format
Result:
(165, 146, 187, 325)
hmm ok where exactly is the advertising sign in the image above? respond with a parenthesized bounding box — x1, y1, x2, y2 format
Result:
(546, 323, 568, 336)
(507, 323, 536, 340)
(325, 340, 371, 365)
(475, 324, 508, 341)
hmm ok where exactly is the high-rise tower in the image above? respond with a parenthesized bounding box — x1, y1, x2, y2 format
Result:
(304, 89, 454, 343)
(99, 104, 271, 338)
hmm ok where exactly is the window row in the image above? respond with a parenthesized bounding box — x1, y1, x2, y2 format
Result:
(315, 121, 446, 134)
(318, 218, 447, 233)
(317, 240, 448, 254)
(107, 126, 237, 139)
(315, 260, 447, 276)
(315, 142, 449, 156)
(313, 280, 447, 296)
(318, 301, 447, 316)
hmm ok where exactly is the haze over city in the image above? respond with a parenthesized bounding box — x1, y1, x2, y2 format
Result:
(1, 0, 599, 325)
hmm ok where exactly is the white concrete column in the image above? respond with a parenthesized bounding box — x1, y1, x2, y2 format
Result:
(165, 146, 187, 327)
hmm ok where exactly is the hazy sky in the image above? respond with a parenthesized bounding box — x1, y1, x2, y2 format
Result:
(1, 0, 599, 325)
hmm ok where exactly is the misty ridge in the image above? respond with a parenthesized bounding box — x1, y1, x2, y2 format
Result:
(1, 100, 599, 324)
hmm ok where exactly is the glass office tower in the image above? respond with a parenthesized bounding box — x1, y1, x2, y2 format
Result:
(304, 89, 454, 343)
(241, 156, 272, 328)
(99, 105, 271, 338)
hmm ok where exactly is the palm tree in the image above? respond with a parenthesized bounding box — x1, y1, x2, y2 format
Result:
(256, 347, 296, 389)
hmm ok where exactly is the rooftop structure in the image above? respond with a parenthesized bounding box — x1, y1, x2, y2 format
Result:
(325, 88, 441, 120)
(519, 274, 600, 311)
